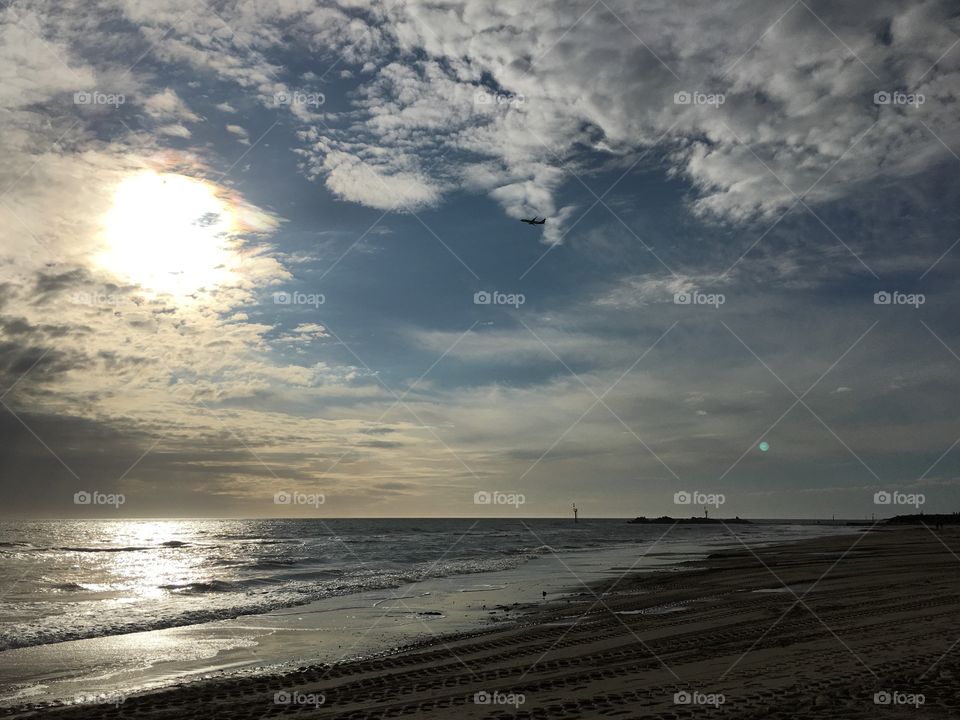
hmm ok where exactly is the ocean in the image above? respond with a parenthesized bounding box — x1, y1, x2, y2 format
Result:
(0, 518, 854, 707)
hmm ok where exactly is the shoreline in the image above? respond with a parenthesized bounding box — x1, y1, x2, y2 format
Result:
(0, 521, 852, 710)
(14, 523, 956, 718)
(0, 533, 735, 710)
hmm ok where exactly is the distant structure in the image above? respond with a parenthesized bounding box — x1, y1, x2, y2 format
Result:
(572, 503, 578, 524)
(704, 507, 709, 519)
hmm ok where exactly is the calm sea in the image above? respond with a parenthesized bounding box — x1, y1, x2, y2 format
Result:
(0, 518, 850, 652)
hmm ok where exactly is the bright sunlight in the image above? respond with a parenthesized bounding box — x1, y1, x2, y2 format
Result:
(97, 171, 241, 297)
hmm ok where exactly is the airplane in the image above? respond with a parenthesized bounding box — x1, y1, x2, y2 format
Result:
(520, 216, 546, 225)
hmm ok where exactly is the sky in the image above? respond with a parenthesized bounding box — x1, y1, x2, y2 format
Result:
(1, 0, 959, 519)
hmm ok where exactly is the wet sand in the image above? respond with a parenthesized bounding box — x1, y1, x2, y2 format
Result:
(7, 525, 960, 719)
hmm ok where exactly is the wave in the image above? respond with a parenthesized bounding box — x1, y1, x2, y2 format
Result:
(0, 553, 537, 651)
(53, 546, 151, 553)
(247, 558, 310, 570)
(158, 580, 236, 594)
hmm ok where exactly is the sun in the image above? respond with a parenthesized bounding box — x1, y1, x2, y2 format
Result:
(97, 171, 242, 297)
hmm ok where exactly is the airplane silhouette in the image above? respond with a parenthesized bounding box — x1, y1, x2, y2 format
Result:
(520, 216, 546, 225)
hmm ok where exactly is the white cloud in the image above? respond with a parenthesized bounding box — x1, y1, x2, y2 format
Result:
(226, 123, 250, 144)
(157, 123, 192, 138)
(318, 150, 441, 211)
(37, 0, 954, 242)
(288, 0, 960, 231)
(143, 88, 200, 122)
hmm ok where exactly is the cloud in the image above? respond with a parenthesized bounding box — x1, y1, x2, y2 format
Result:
(317, 150, 441, 211)
(156, 123, 192, 138)
(226, 123, 250, 144)
(2, 0, 960, 519)
(27, 0, 954, 241)
(143, 88, 200, 122)
(291, 0, 959, 232)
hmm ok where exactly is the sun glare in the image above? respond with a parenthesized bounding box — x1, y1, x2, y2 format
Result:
(98, 171, 241, 297)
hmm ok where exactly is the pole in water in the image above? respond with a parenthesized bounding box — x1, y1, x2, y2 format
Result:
(572, 503, 578, 523)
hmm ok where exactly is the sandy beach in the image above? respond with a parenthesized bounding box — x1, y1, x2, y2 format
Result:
(7, 524, 958, 719)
